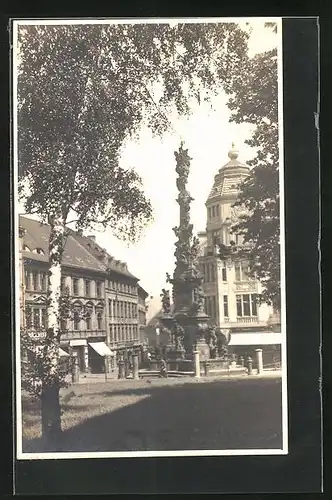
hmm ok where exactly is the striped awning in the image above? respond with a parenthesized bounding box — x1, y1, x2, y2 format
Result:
(89, 342, 115, 356)
(59, 347, 70, 357)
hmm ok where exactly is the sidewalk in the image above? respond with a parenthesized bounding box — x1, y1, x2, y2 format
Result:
(71, 369, 283, 385)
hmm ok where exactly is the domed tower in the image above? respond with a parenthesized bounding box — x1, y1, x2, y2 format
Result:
(198, 144, 272, 332)
(205, 143, 249, 250)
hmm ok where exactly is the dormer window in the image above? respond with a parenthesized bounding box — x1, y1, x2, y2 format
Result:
(32, 248, 45, 255)
(23, 245, 31, 252)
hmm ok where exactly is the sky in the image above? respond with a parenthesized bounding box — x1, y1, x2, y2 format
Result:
(16, 18, 279, 303)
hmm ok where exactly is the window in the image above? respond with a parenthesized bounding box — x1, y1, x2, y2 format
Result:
(97, 312, 103, 330)
(216, 205, 220, 217)
(223, 295, 229, 318)
(61, 276, 66, 293)
(211, 296, 217, 319)
(41, 309, 47, 328)
(33, 309, 40, 328)
(34, 248, 45, 255)
(243, 294, 250, 316)
(25, 306, 32, 328)
(222, 267, 227, 282)
(86, 316, 92, 330)
(208, 207, 212, 219)
(242, 263, 249, 281)
(212, 230, 219, 245)
(96, 281, 102, 297)
(235, 262, 241, 282)
(109, 325, 114, 343)
(32, 272, 38, 291)
(73, 278, 79, 296)
(41, 272, 47, 291)
(60, 318, 67, 331)
(124, 302, 127, 318)
(73, 312, 80, 330)
(85, 280, 90, 296)
(236, 294, 258, 317)
(235, 261, 250, 282)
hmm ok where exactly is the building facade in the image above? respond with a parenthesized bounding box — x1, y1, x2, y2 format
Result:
(19, 216, 148, 373)
(198, 145, 281, 364)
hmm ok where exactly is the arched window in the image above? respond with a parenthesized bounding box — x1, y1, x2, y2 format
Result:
(60, 318, 67, 331)
(73, 312, 80, 330)
(33, 248, 45, 255)
(97, 312, 103, 330)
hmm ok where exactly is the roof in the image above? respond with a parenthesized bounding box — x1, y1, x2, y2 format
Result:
(69, 229, 138, 279)
(206, 145, 250, 202)
(19, 216, 138, 279)
(138, 284, 149, 298)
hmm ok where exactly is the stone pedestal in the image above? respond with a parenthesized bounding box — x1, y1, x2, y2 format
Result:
(83, 345, 89, 372)
(255, 348, 263, 374)
(125, 360, 130, 378)
(193, 350, 200, 378)
(132, 354, 139, 380)
(165, 346, 185, 360)
(195, 340, 210, 361)
(72, 356, 80, 383)
(203, 361, 210, 377)
(118, 360, 125, 379)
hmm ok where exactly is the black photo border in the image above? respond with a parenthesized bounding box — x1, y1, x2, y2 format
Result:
(2, 11, 322, 496)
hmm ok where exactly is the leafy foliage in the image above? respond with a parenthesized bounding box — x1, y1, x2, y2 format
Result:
(17, 22, 250, 240)
(227, 45, 281, 309)
(21, 332, 72, 398)
(16, 22, 252, 434)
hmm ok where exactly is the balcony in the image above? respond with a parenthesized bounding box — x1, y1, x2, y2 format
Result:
(237, 316, 258, 324)
(219, 317, 265, 328)
(108, 339, 142, 349)
(24, 328, 47, 339)
(234, 281, 258, 293)
(60, 329, 106, 340)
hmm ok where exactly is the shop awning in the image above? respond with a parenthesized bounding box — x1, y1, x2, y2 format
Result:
(229, 332, 282, 346)
(59, 347, 70, 357)
(69, 339, 87, 347)
(89, 342, 115, 356)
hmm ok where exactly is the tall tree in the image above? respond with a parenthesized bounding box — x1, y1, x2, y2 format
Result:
(17, 22, 250, 447)
(226, 28, 280, 310)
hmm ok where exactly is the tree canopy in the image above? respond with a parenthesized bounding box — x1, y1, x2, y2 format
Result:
(17, 22, 250, 240)
(227, 37, 280, 309)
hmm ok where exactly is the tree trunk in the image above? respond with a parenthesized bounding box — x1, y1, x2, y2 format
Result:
(41, 381, 62, 450)
(40, 214, 66, 448)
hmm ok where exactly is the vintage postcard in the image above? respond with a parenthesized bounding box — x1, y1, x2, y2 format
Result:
(13, 17, 288, 461)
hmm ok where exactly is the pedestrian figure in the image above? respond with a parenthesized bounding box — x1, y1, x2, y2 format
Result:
(147, 351, 152, 361)
(159, 358, 168, 378)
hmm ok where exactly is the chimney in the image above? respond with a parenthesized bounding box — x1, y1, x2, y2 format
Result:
(87, 235, 96, 241)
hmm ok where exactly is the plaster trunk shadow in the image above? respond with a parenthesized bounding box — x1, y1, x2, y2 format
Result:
(49, 379, 282, 453)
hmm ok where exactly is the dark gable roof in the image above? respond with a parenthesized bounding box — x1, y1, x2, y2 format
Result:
(69, 229, 138, 280)
(20, 216, 138, 279)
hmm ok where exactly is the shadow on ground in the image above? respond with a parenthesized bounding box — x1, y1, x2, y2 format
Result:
(23, 378, 283, 453)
